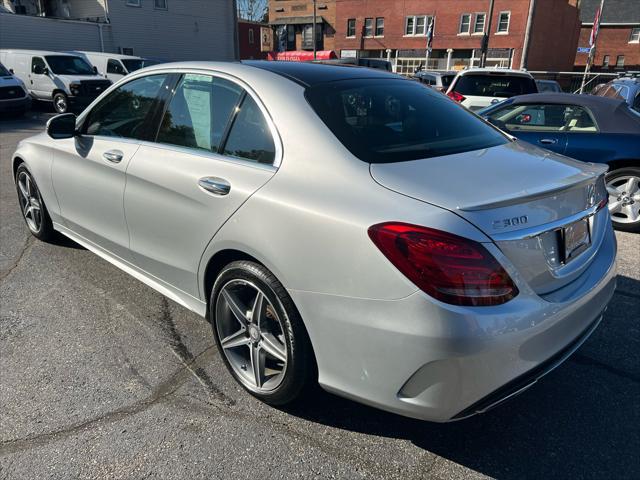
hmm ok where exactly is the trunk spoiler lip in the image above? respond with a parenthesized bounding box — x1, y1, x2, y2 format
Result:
(457, 166, 608, 212)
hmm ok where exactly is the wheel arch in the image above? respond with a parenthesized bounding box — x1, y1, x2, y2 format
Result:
(605, 159, 640, 172)
(12, 155, 25, 181)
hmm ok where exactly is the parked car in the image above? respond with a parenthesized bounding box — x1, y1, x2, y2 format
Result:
(535, 79, 562, 93)
(446, 68, 538, 111)
(69, 51, 149, 83)
(0, 61, 31, 116)
(314, 57, 392, 71)
(592, 76, 640, 112)
(12, 62, 616, 422)
(414, 70, 456, 92)
(0, 49, 111, 113)
(479, 93, 640, 232)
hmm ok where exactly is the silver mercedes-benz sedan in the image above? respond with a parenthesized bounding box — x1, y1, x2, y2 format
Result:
(12, 61, 617, 422)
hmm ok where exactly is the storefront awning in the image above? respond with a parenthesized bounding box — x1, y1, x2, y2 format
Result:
(270, 16, 325, 25)
(267, 50, 337, 62)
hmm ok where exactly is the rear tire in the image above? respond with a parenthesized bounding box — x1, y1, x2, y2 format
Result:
(210, 260, 316, 406)
(15, 164, 55, 241)
(606, 167, 640, 233)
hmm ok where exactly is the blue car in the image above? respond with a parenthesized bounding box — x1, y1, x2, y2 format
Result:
(479, 93, 640, 232)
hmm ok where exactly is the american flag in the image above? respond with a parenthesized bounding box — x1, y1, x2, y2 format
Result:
(426, 18, 434, 51)
(589, 2, 603, 49)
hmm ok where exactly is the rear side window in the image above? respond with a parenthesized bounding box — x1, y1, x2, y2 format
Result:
(157, 74, 243, 153)
(306, 79, 507, 163)
(85, 74, 167, 139)
(454, 74, 537, 98)
(223, 95, 276, 165)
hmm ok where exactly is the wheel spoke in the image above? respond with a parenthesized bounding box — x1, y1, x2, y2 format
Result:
(625, 204, 640, 222)
(625, 177, 639, 195)
(221, 289, 248, 328)
(608, 200, 622, 214)
(250, 291, 264, 327)
(25, 175, 32, 198)
(250, 344, 264, 388)
(220, 328, 250, 349)
(260, 333, 287, 363)
(18, 179, 29, 201)
(24, 204, 33, 219)
(606, 185, 621, 196)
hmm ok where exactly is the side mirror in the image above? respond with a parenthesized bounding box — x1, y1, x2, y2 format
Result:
(44, 67, 49, 76)
(46, 113, 77, 139)
(93, 66, 98, 74)
(9, 68, 14, 74)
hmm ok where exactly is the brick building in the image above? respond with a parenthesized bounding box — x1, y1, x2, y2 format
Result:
(575, 0, 640, 71)
(268, 0, 336, 53)
(334, 0, 582, 74)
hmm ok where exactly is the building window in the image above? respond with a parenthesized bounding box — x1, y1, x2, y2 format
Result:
(616, 55, 625, 68)
(602, 55, 610, 67)
(154, 0, 168, 10)
(497, 11, 510, 33)
(459, 14, 471, 34)
(248, 28, 254, 44)
(474, 13, 486, 34)
(126, 0, 141, 6)
(121, 47, 135, 55)
(630, 28, 640, 43)
(347, 18, 356, 37)
(364, 18, 373, 37)
(375, 17, 384, 36)
(405, 15, 433, 36)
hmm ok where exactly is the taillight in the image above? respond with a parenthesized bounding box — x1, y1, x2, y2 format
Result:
(368, 223, 518, 306)
(447, 90, 466, 102)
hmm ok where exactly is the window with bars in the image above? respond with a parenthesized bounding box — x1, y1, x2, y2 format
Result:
(364, 18, 373, 37)
(459, 14, 471, 34)
(474, 13, 486, 33)
(347, 18, 356, 37)
(375, 18, 384, 36)
(405, 16, 433, 36)
(630, 28, 640, 43)
(497, 12, 510, 33)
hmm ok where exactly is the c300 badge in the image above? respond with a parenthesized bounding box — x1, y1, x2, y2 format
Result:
(492, 215, 528, 229)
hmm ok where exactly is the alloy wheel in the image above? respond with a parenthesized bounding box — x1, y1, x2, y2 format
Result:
(215, 279, 288, 392)
(54, 94, 67, 113)
(607, 175, 640, 225)
(16, 171, 43, 234)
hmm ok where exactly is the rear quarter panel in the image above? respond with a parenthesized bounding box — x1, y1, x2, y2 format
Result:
(564, 133, 640, 165)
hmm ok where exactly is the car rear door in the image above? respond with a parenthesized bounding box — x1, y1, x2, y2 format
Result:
(51, 73, 170, 260)
(123, 72, 279, 298)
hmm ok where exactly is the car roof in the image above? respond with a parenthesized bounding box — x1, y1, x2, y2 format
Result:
(494, 93, 640, 134)
(457, 68, 534, 78)
(243, 60, 402, 87)
(0, 49, 80, 57)
(73, 51, 143, 60)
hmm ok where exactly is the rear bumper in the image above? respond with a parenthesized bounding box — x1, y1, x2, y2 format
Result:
(290, 224, 617, 422)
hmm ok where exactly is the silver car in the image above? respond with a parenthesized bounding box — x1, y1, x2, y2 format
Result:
(12, 61, 617, 422)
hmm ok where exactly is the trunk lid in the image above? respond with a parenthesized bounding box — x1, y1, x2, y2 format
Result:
(370, 141, 609, 295)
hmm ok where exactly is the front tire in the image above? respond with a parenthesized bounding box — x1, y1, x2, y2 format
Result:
(210, 261, 315, 405)
(15, 164, 55, 241)
(53, 92, 68, 114)
(606, 167, 640, 233)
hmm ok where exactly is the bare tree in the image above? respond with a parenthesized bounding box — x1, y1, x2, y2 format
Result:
(237, 0, 268, 22)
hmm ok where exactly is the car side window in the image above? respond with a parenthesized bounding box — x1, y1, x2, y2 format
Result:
(107, 59, 126, 75)
(156, 74, 243, 152)
(489, 104, 597, 133)
(222, 95, 276, 165)
(633, 92, 640, 112)
(31, 57, 46, 74)
(84, 74, 167, 139)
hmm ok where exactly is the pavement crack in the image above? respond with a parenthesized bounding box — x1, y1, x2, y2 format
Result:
(0, 235, 34, 282)
(159, 297, 235, 406)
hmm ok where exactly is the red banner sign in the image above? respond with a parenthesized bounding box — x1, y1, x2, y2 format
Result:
(267, 51, 337, 62)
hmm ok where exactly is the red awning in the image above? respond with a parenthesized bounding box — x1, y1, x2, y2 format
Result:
(267, 50, 337, 62)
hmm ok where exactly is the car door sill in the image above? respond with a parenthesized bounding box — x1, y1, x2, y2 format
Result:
(53, 223, 207, 317)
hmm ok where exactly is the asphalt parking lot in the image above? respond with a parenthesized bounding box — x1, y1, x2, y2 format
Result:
(1, 109, 639, 480)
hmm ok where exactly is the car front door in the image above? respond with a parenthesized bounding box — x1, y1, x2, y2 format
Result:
(51, 73, 170, 260)
(123, 73, 279, 298)
(488, 103, 568, 155)
(30, 56, 54, 99)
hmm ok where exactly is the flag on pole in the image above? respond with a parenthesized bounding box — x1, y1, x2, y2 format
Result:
(426, 18, 434, 52)
(589, 3, 602, 49)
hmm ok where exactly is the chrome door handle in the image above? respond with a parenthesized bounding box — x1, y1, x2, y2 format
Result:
(539, 138, 558, 145)
(198, 177, 231, 196)
(103, 150, 124, 163)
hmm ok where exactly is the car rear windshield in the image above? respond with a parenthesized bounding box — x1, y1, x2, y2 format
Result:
(305, 79, 508, 163)
(455, 74, 537, 98)
(45, 56, 95, 75)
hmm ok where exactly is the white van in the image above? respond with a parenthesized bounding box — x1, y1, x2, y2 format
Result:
(0, 49, 112, 113)
(70, 51, 148, 83)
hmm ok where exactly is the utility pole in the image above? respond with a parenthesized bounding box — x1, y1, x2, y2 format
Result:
(479, 0, 495, 68)
(312, 0, 317, 60)
(580, 0, 605, 94)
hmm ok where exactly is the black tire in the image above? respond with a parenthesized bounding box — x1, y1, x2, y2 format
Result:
(53, 92, 68, 114)
(210, 260, 316, 405)
(606, 167, 640, 233)
(15, 163, 55, 242)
